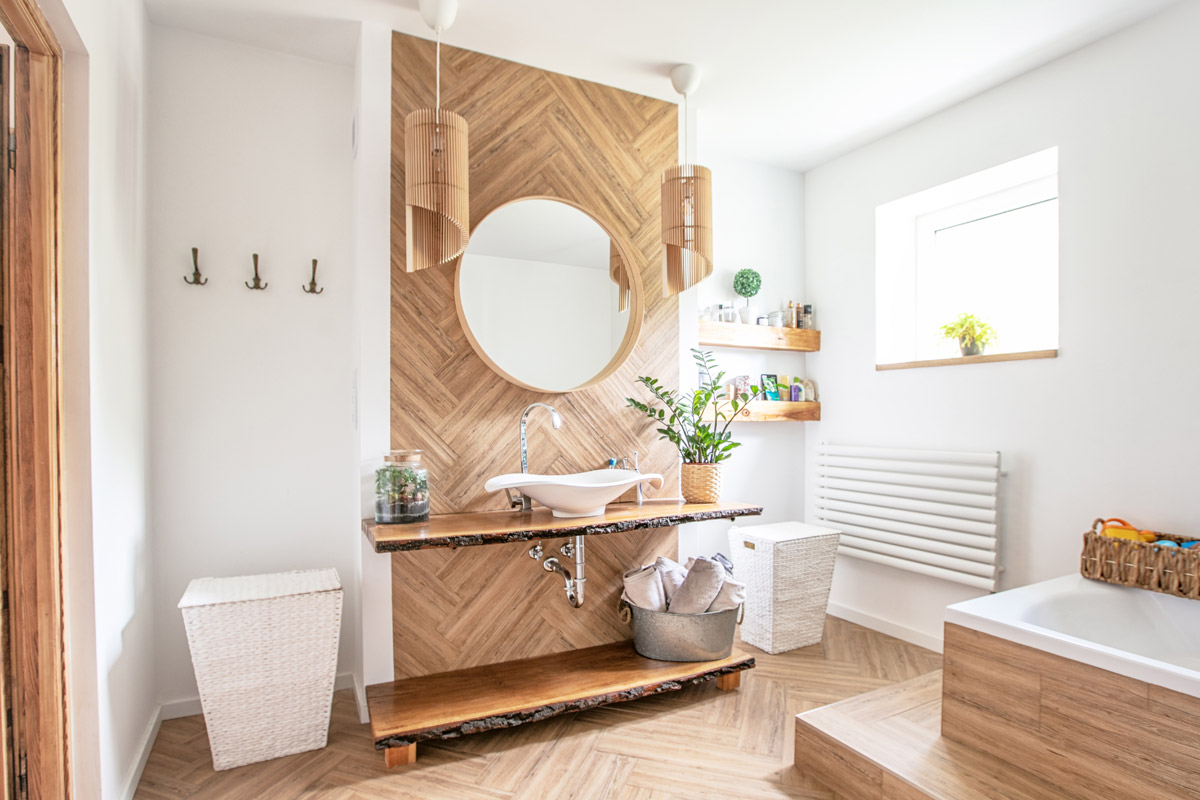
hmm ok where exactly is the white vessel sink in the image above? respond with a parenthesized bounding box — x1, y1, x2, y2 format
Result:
(484, 469, 664, 518)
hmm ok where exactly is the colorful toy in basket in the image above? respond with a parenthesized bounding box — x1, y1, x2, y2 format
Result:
(1094, 517, 1156, 542)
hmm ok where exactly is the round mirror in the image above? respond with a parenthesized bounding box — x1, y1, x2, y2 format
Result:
(456, 198, 641, 392)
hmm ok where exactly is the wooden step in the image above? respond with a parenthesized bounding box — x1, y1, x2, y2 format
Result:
(368, 640, 754, 765)
(795, 671, 1069, 800)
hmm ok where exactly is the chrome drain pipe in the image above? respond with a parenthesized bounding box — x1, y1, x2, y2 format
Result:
(541, 535, 586, 608)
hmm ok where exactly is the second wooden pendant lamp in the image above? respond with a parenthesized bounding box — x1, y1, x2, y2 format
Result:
(406, 0, 470, 272)
(662, 64, 714, 297)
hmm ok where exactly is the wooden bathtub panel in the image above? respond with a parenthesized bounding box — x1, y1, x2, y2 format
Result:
(942, 622, 1200, 800)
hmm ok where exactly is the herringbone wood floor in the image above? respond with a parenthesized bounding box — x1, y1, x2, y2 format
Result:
(134, 617, 942, 799)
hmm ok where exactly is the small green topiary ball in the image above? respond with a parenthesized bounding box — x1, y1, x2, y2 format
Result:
(733, 268, 762, 299)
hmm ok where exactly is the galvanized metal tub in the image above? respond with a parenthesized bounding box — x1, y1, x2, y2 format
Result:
(628, 604, 740, 662)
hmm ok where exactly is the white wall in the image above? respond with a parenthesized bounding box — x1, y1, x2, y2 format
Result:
(146, 26, 359, 709)
(38, 0, 157, 794)
(804, 1, 1200, 647)
(352, 21, 395, 698)
(679, 156, 807, 560)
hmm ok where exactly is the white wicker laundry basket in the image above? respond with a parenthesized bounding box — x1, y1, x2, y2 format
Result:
(728, 522, 840, 654)
(179, 568, 343, 771)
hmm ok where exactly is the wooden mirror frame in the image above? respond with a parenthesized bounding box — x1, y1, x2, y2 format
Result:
(453, 196, 645, 394)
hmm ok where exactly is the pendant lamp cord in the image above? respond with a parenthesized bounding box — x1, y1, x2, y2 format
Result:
(682, 91, 688, 165)
(435, 28, 442, 119)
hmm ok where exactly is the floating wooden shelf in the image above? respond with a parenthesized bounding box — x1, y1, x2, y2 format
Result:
(703, 400, 820, 422)
(362, 499, 763, 553)
(698, 319, 821, 352)
(368, 640, 755, 764)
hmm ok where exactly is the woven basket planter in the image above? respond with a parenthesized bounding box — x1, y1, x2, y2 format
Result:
(681, 463, 722, 504)
(1081, 525, 1199, 600)
(728, 522, 840, 654)
(179, 569, 343, 770)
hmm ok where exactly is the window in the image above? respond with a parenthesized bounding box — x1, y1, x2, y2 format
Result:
(876, 148, 1058, 367)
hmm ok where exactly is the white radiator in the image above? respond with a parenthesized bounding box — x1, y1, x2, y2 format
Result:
(814, 444, 1001, 591)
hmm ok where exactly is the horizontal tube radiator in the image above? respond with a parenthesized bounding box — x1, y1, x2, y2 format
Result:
(815, 444, 1000, 591)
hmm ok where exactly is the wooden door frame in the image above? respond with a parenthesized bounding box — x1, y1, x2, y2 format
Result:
(0, 0, 67, 797)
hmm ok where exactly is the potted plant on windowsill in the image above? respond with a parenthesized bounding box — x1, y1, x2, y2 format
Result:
(733, 268, 762, 324)
(940, 313, 996, 357)
(626, 349, 762, 504)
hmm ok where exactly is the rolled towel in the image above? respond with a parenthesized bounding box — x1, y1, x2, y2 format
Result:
(668, 557, 724, 614)
(685, 554, 733, 576)
(655, 557, 687, 603)
(622, 564, 667, 611)
(706, 575, 746, 613)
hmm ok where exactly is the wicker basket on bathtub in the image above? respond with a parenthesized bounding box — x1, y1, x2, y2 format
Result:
(1080, 520, 1199, 600)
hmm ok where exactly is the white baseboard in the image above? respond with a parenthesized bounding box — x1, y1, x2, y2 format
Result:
(118, 707, 163, 800)
(828, 602, 944, 653)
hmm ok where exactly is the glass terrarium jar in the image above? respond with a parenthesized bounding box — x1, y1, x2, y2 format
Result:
(374, 450, 430, 524)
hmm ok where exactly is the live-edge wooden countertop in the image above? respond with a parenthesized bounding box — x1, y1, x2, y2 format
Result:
(362, 499, 763, 553)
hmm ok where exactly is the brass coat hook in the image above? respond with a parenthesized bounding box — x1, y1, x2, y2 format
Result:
(184, 247, 208, 285)
(245, 253, 268, 290)
(302, 259, 324, 294)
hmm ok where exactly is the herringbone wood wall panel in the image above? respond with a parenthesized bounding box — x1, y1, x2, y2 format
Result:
(390, 33, 680, 679)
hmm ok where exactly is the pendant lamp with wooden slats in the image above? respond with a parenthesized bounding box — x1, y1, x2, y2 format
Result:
(662, 64, 713, 296)
(406, 0, 469, 272)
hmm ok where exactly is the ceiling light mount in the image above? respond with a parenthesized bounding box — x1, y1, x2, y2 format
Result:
(419, 0, 458, 33)
(669, 64, 702, 98)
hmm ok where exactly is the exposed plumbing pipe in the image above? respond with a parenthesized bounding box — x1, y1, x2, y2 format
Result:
(540, 534, 586, 608)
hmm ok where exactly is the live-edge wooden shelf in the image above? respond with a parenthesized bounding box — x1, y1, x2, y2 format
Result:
(363, 499, 763, 553)
(698, 319, 821, 352)
(368, 640, 755, 765)
(703, 400, 820, 422)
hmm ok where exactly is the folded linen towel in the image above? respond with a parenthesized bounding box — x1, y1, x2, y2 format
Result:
(685, 553, 733, 575)
(668, 557, 724, 614)
(655, 556, 687, 602)
(706, 575, 746, 613)
(622, 564, 667, 611)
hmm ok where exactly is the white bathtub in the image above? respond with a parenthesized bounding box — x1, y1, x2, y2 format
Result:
(945, 573, 1200, 699)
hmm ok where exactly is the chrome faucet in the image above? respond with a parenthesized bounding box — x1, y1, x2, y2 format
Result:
(516, 402, 563, 511)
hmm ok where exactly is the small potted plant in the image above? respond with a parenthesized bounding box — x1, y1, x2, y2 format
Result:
(626, 349, 762, 504)
(733, 268, 762, 324)
(940, 313, 996, 356)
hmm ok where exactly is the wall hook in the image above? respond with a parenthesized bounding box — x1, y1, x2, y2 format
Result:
(245, 253, 268, 290)
(184, 247, 208, 285)
(302, 258, 324, 294)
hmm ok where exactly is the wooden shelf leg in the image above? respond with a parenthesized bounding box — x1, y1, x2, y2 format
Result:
(384, 743, 417, 767)
(716, 672, 741, 691)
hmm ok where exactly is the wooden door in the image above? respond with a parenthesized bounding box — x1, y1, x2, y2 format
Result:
(0, 0, 68, 793)
(0, 40, 10, 800)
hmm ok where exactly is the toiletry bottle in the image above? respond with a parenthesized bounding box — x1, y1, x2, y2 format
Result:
(787, 301, 796, 328)
(804, 304, 814, 330)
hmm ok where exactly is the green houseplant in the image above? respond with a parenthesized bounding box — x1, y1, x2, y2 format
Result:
(626, 349, 762, 503)
(940, 313, 996, 356)
(732, 268, 762, 324)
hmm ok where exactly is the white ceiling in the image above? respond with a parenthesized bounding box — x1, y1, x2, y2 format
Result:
(144, 0, 1181, 170)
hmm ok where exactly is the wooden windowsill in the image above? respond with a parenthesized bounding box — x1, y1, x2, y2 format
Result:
(876, 349, 1057, 371)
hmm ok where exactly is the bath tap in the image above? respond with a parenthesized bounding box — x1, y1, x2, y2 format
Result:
(620, 452, 643, 504)
(515, 403, 563, 511)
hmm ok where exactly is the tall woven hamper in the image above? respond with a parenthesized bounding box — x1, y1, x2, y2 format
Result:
(728, 522, 840, 654)
(179, 569, 343, 771)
